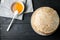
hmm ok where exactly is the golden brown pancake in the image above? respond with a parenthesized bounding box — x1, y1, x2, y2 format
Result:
(31, 7, 59, 36)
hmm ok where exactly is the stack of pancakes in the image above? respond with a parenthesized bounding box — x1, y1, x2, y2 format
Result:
(31, 7, 59, 36)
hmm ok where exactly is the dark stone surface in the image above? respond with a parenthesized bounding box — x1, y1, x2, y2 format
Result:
(0, 0, 60, 40)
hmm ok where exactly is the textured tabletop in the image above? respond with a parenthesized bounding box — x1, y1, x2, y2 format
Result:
(0, 0, 60, 40)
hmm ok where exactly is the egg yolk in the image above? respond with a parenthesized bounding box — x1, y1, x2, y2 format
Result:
(11, 2, 24, 14)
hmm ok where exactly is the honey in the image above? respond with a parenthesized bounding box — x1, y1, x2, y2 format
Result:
(11, 2, 24, 14)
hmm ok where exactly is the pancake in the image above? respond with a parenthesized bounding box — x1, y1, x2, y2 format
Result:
(31, 7, 59, 36)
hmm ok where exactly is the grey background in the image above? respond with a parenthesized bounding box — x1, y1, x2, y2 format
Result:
(0, 0, 60, 40)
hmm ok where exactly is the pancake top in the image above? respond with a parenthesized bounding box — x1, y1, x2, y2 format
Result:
(31, 7, 59, 35)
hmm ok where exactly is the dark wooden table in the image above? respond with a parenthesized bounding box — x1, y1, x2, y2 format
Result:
(0, 0, 60, 40)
